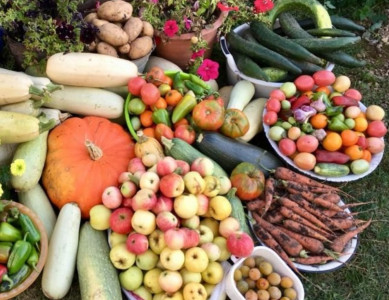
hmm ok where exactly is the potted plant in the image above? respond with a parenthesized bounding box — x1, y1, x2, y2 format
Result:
(133, 0, 275, 80)
(0, 0, 97, 70)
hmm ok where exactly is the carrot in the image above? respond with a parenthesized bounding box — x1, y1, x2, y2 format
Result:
(327, 218, 355, 231)
(340, 201, 375, 209)
(274, 167, 340, 192)
(278, 206, 332, 238)
(330, 219, 372, 253)
(292, 255, 336, 265)
(252, 212, 305, 257)
(264, 209, 284, 224)
(247, 199, 266, 212)
(277, 197, 332, 232)
(277, 226, 324, 254)
(253, 224, 300, 274)
(318, 192, 341, 204)
(263, 177, 275, 216)
(283, 219, 332, 243)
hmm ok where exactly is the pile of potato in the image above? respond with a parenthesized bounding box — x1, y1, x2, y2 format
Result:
(84, 0, 154, 60)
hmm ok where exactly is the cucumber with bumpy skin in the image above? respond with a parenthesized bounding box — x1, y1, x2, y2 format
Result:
(319, 51, 366, 68)
(306, 28, 357, 37)
(279, 12, 313, 39)
(292, 37, 361, 52)
(226, 188, 253, 238)
(314, 163, 350, 177)
(232, 51, 270, 81)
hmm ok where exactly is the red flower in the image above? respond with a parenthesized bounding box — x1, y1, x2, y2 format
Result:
(197, 59, 219, 81)
(217, 2, 239, 12)
(254, 0, 274, 13)
(191, 49, 206, 60)
(164, 20, 179, 37)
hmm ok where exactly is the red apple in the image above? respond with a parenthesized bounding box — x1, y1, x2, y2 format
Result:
(164, 228, 186, 250)
(226, 231, 254, 258)
(174, 160, 190, 176)
(131, 188, 157, 211)
(102, 186, 122, 209)
(181, 228, 200, 249)
(357, 136, 368, 150)
(120, 181, 137, 198)
(118, 171, 132, 184)
(159, 173, 185, 198)
(139, 171, 160, 193)
(152, 195, 174, 214)
(122, 197, 132, 208)
(344, 88, 362, 101)
(109, 207, 133, 234)
(196, 194, 209, 216)
(157, 156, 178, 177)
(156, 211, 179, 232)
(126, 232, 149, 255)
(190, 157, 214, 177)
(128, 157, 146, 173)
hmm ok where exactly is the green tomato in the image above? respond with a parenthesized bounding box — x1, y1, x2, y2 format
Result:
(130, 116, 141, 131)
(344, 118, 355, 129)
(350, 159, 370, 174)
(281, 121, 292, 130)
(128, 98, 146, 115)
(280, 82, 296, 98)
(269, 126, 286, 142)
(281, 100, 291, 110)
(333, 113, 345, 122)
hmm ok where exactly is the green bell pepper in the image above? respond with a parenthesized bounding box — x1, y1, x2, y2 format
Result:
(152, 109, 172, 127)
(327, 117, 349, 132)
(0, 222, 22, 242)
(7, 235, 32, 275)
(325, 106, 344, 117)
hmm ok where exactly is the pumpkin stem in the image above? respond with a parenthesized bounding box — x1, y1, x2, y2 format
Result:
(85, 140, 103, 160)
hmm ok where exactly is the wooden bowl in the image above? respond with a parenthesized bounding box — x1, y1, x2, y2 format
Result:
(0, 200, 49, 300)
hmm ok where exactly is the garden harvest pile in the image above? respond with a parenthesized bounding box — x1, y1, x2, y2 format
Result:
(0, 0, 387, 299)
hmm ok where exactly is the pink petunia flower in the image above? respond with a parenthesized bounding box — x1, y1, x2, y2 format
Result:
(191, 48, 206, 60)
(197, 59, 219, 81)
(217, 2, 239, 12)
(164, 20, 179, 37)
(184, 17, 192, 30)
(150, 0, 158, 3)
(254, 0, 274, 13)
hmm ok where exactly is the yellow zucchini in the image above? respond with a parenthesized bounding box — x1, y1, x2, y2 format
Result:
(0, 111, 54, 144)
(1, 100, 41, 116)
(46, 52, 138, 88)
(42, 202, 81, 299)
(227, 80, 255, 110)
(239, 98, 267, 142)
(11, 131, 48, 192)
(18, 183, 57, 240)
(43, 85, 124, 119)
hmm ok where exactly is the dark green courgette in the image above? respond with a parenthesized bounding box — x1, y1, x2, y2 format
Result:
(292, 37, 361, 52)
(226, 188, 253, 238)
(232, 51, 270, 81)
(298, 16, 365, 32)
(306, 28, 356, 37)
(262, 67, 288, 82)
(278, 12, 312, 39)
(226, 31, 302, 75)
(287, 58, 324, 74)
(317, 51, 366, 68)
(250, 20, 323, 65)
(240, 29, 258, 43)
(194, 131, 282, 177)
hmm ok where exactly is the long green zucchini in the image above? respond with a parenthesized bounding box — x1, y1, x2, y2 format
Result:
(232, 51, 270, 81)
(226, 188, 253, 238)
(250, 21, 323, 65)
(194, 131, 282, 177)
(306, 28, 356, 37)
(298, 15, 365, 32)
(291, 37, 361, 52)
(318, 51, 366, 68)
(278, 12, 313, 39)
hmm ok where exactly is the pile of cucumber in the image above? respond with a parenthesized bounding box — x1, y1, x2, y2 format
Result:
(227, 5, 365, 82)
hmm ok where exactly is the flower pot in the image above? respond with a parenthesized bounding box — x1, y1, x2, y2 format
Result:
(154, 11, 228, 70)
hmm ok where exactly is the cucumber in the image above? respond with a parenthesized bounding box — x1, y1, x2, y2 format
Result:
(77, 222, 122, 300)
(11, 131, 48, 192)
(194, 131, 283, 177)
(232, 51, 270, 81)
(306, 28, 357, 37)
(292, 37, 361, 52)
(250, 20, 323, 65)
(314, 163, 350, 177)
(287, 58, 323, 74)
(226, 188, 253, 238)
(298, 16, 365, 32)
(278, 12, 312, 39)
(262, 67, 288, 82)
(161, 137, 228, 178)
(226, 31, 302, 75)
(317, 51, 366, 68)
(268, 0, 332, 29)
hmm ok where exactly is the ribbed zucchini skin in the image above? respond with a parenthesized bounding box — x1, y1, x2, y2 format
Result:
(77, 222, 122, 300)
(194, 131, 283, 177)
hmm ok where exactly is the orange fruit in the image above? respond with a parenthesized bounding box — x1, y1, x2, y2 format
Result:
(165, 89, 183, 106)
(344, 145, 364, 160)
(341, 129, 359, 147)
(151, 97, 168, 110)
(315, 86, 331, 95)
(322, 132, 342, 151)
(353, 117, 368, 132)
(361, 149, 372, 162)
(142, 127, 156, 138)
(293, 152, 316, 170)
(140, 110, 154, 127)
(310, 114, 328, 129)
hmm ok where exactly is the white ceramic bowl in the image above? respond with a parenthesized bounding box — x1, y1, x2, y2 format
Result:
(226, 246, 305, 300)
(220, 23, 334, 98)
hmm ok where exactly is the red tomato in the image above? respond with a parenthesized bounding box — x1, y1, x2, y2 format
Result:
(145, 66, 166, 86)
(344, 88, 362, 101)
(140, 83, 161, 105)
(356, 136, 368, 149)
(174, 124, 196, 144)
(230, 162, 265, 200)
(278, 138, 297, 157)
(128, 77, 147, 96)
(191, 99, 225, 131)
(266, 98, 281, 113)
(296, 135, 319, 153)
(269, 89, 286, 100)
(204, 94, 224, 107)
(263, 111, 278, 126)
(312, 70, 336, 87)
(366, 120, 387, 138)
(154, 123, 174, 142)
(294, 75, 315, 92)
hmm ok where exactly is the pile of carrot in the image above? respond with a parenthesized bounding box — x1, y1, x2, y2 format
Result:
(247, 167, 372, 273)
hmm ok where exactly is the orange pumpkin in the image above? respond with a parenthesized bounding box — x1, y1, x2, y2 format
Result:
(42, 116, 135, 218)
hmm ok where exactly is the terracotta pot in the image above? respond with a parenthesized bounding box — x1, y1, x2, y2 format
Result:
(154, 11, 228, 70)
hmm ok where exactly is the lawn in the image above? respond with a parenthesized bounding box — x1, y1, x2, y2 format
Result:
(3, 5, 389, 300)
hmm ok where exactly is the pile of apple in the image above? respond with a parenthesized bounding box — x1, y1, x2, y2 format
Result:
(89, 155, 254, 300)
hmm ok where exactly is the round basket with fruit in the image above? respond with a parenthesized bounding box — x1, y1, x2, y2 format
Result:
(263, 70, 386, 182)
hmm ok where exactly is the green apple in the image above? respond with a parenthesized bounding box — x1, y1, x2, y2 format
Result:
(133, 286, 153, 300)
(197, 225, 214, 245)
(209, 196, 231, 221)
(89, 204, 111, 230)
(144, 268, 163, 294)
(119, 266, 143, 291)
(184, 247, 209, 273)
(158, 270, 183, 294)
(109, 242, 136, 270)
(160, 291, 184, 300)
(136, 249, 159, 271)
(201, 261, 224, 285)
(280, 81, 297, 98)
(131, 209, 156, 235)
(213, 236, 231, 262)
(200, 218, 219, 238)
(203, 283, 216, 298)
(109, 231, 128, 248)
(160, 248, 185, 271)
(183, 171, 205, 194)
(148, 229, 166, 254)
(174, 194, 198, 219)
(183, 282, 207, 300)
(201, 242, 221, 262)
(153, 293, 164, 300)
(180, 268, 202, 284)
